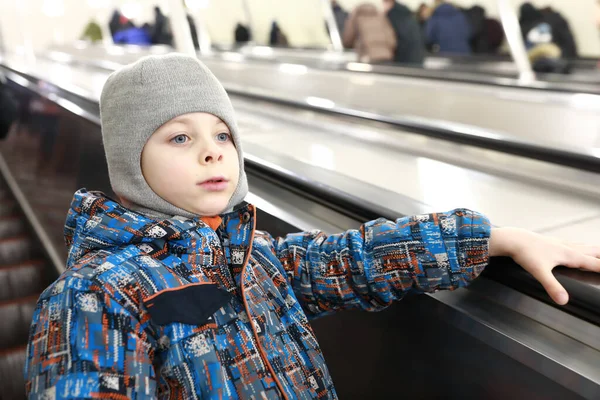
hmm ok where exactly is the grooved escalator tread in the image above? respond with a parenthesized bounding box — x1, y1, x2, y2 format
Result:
(0, 345, 27, 400)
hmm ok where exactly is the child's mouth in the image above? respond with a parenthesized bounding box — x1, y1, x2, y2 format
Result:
(198, 177, 229, 191)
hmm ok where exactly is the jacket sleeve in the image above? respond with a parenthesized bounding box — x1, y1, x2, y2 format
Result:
(24, 279, 157, 399)
(264, 209, 491, 318)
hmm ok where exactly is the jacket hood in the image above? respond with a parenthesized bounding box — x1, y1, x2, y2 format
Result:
(63, 189, 203, 269)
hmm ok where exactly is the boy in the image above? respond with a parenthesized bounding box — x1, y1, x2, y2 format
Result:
(24, 54, 600, 399)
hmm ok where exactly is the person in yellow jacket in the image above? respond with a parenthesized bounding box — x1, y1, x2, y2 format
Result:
(80, 20, 103, 43)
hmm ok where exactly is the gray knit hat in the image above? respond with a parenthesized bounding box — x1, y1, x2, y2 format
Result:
(100, 53, 248, 219)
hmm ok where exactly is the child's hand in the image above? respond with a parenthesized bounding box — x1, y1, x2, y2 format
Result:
(489, 227, 600, 305)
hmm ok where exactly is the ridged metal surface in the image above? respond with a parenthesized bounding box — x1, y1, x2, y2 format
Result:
(0, 347, 27, 400)
(0, 180, 46, 400)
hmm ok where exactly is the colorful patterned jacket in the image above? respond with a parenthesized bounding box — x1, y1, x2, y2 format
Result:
(24, 189, 491, 399)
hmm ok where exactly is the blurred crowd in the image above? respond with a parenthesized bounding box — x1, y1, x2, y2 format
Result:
(78, 1, 583, 73)
(336, 0, 579, 72)
(81, 6, 283, 49)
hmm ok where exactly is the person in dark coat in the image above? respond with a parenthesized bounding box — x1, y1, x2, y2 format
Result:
(269, 21, 289, 47)
(464, 5, 504, 54)
(331, 0, 349, 36)
(151, 6, 173, 46)
(108, 10, 123, 37)
(519, 3, 570, 74)
(519, 2, 545, 42)
(465, 5, 486, 53)
(382, 0, 425, 65)
(235, 23, 251, 44)
(485, 17, 504, 53)
(541, 7, 578, 58)
(425, 0, 471, 54)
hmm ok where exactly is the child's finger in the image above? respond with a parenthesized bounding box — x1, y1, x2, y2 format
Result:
(567, 245, 600, 259)
(562, 250, 600, 272)
(527, 267, 569, 305)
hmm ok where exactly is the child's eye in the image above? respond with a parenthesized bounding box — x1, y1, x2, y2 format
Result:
(216, 133, 230, 142)
(171, 134, 189, 144)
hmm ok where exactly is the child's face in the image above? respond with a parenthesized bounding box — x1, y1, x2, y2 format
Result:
(141, 112, 240, 217)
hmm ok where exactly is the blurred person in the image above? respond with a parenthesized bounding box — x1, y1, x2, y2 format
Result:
(519, 2, 546, 39)
(540, 6, 578, 58)
(425, 0, 472, 54)
(519, 3, 569, 74)
(113, 24, 152, 46)
(269, 21, 289, 47)
(235, 23, 252, 44)
(331, 0, 349, 36)
(23, 53, 600, 398)
(342, 3, 397, 63)
(416, 3, 432, 29)
(464, 5, 504, 54)
(108, 10, 122, 37)
(465, 5, 485, 53)
(484, 15, 504, 54)
(151, 6, 174, 46)
(108, 9, 133, 37)
(80, 19, 103, 44)
(382, 0, 425, 65)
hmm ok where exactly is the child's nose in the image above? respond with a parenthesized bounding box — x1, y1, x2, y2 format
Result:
(203, 153, 223, 163)
(201, 145, 223, 164)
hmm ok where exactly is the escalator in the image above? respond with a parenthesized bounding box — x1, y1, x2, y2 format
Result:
(0, 176, 53, 400)
(0, 58, 599, 399)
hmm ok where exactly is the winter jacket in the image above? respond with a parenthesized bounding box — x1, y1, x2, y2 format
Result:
(425, 3, 472, 55)
(342, 4, 397, 63)
(24, 190, 491, 399)
(386, 2, 425, 64)
(541, 8, 578, 58)
(81, 21, 103, 43)
(269, 22, 289, 47)
(235, 24, 251, 44)
(113, 27, 152, 46)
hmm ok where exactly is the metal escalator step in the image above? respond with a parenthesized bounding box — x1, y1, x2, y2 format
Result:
(0, 216, 27, 238)
(0, 261, 47, 302)
(0, 345, 27, 400)
(0, 236, 37, 266)
(0, 295, 38, 350)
